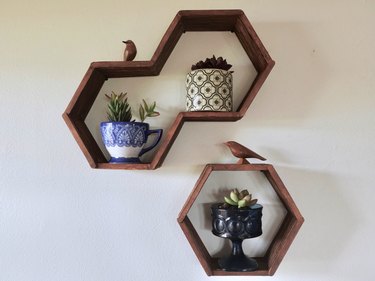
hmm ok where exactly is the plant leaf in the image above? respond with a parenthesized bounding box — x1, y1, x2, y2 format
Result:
(230, 191, 239, 203)
(147, 112, 160, 117)
(139, 105, 145, 122)
(224, 196, 237, 206)
(142, 99, 149, 112)
(238, 199, 247, 208)
(249, 199, 258, 206)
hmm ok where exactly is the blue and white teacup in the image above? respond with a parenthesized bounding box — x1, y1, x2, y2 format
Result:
(100, 122, 163, 163)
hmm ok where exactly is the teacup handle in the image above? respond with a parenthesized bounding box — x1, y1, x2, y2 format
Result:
(139, 129, 163, 157)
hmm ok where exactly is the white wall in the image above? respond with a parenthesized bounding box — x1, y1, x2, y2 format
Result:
(1, 1, 374, 280)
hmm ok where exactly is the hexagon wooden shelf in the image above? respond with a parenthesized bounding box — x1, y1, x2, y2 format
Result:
(62, 10, 274, 169)
(177, 162, 304, 276)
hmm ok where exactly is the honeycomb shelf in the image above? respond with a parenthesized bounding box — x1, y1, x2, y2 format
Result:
(178, 162, 304, 276)
(62, 9, 274, 169)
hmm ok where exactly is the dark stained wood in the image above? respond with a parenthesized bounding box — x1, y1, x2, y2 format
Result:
(62, 116, 106, 167)
(152, 113, 241, 169)
(235, 14, 273, 72)
(238, 61, 275, 115)
(177, 157, 304, 276)
(178, 165, 213, 222)
(179, 10, 243, 32)
(212, 163, 271, 171)
(264, 165, 304, 218)
(152, 113, 185, 169)
(236, 158, 250, 165)
(65, 67, 106, 119)
(97, 162, 151, 170)
(63, 10, 274, 170)
(181, 111, 241, 121)
(90, 61, 156, 78)
(179, 217, 213, 276)
(152, 13, 184, 73)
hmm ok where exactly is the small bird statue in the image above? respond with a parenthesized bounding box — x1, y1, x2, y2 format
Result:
(224, 141, 266, 164)
(122, 40, 137, 61)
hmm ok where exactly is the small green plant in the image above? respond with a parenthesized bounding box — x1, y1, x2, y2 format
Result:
(139, 99, 160, 122)
(223, 188, 258, 208)
(105, 92, 132, 122)
(191, 55, 232, 71)
(105, 92, 160, 122)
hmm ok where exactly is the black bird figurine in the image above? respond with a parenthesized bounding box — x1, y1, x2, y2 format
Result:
(224, 141, 266, 164)
(122, 40, 137, 61)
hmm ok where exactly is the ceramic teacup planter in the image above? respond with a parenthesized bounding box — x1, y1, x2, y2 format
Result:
(100, 92, 162, 164)
(186, 56, 233, 112)
(100, 121, 162, 163)
(211, 189, 262, 272)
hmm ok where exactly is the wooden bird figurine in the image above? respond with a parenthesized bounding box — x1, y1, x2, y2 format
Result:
(224, 141, 266, 164)
(122, 40, 137, 61)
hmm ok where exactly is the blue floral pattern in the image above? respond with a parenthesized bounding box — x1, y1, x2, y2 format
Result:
(100, 122, 147, 147)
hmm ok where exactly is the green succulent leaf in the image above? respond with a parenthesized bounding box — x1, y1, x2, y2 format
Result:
(238, 199, 247, 208)
(222, 189, 258, 208)
(142, 99, 149, 112)
(105, 92, 132, 122)
(242, 194, 251, 202)
(105, 93, 160, 122)
(138, 100, 160, 122)
(148, 112, 160, 117)
(230, 191, 239, 203)
(139, 105, 145, 122)
(224, 196, 237, 206)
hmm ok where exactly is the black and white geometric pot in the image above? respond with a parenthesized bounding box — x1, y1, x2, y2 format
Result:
(186, 68, 233, 111)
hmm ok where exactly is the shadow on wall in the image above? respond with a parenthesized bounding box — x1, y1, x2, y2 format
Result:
(246, 22, 332, 126)
(275, 165, 358, 275)
(83, 22, 329, 168)
(84, 31, 257, 165)
(185, 164, 356, 272)
(187, 170, 288, 258)
(158, 22, 332, 169)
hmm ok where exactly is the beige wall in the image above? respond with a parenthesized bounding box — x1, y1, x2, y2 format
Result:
(1, 1, 374, 280)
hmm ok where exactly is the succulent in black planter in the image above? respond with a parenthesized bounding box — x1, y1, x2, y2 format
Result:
(211, 188, 263, 272)
(186, 55, 233, 112)
(100, 92, 163, 163)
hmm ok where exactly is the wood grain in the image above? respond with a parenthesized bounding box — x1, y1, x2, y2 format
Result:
(62, 10, 274, 170)
(177, 161, 304, 276)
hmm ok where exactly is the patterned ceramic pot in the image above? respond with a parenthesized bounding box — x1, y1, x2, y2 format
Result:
(211, 203, 263, 240)
(186, 68, 233, 111)
(211, 203, 263, 272)
(100, 122, 163, 163)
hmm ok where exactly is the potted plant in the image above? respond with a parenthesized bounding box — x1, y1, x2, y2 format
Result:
(185, 55, 233, 111)
(100, 92, 163, 163)
(211, 188, 262, 272)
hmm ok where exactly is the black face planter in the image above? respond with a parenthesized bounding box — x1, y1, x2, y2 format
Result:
(211, 203, 263, 272)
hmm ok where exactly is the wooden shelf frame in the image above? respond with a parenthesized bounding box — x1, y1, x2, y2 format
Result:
(177, 163, 304, 276)
(62, 10, 274, 170)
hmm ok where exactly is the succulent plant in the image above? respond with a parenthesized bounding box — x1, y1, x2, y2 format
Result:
(105, 91, 132, 122)
(139, 99, 160, 122)
(223, 188, 258, 208)
(191, 55, 232, 71)
(105, 92, 160, 122)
